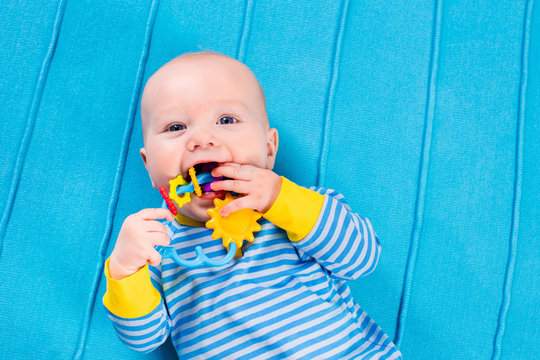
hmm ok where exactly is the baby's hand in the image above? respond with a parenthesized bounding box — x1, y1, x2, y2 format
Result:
(109, 208, 174, 280)
(210, 163, 282, 217)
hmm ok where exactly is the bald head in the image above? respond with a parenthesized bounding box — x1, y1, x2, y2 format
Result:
(141, 52, 268, 140)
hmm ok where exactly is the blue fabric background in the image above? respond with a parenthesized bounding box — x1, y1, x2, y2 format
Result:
(0, 1, 538, 359)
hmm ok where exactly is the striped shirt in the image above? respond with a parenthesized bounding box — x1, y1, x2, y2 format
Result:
(107, 187, 402, 359)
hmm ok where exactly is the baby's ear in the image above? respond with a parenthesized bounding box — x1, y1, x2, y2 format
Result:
(139, 148, 156, 188)
(265, 128, 279, 170)
(140, 147, 148, 166)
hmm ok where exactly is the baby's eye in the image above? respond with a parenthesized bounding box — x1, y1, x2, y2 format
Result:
(169, 124, 185, 132)
(218, 116, 237, 125)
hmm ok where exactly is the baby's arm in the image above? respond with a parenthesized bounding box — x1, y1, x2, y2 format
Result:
(265, 179, 381, 280)
(212, 164, 380, 280)
(103, 208, 174, 352)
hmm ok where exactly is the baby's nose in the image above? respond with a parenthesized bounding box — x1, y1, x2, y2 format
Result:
(186, 131, 217, 151)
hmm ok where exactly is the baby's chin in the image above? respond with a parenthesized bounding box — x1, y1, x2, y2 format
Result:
(179, 205, 210, 222)
(179, 194, 224, 222)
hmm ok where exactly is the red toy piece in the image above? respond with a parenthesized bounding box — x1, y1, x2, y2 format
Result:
(159, 186, 178, 216)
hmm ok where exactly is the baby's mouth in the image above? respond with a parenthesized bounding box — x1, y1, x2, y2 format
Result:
(188, 162, 226, 198)
(193, 162, 219, 177)
(182, 162, 215, 182)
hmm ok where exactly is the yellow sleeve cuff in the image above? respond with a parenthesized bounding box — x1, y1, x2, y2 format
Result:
(263, 177, 325, 242)
(102, 258, 162, 318)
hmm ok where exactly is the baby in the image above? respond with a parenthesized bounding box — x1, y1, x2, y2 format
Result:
(103, 52, 402, 360)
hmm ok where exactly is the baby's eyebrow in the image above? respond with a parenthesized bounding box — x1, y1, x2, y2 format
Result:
(215, 100, 246, 112)
(153, 111, 185, 126)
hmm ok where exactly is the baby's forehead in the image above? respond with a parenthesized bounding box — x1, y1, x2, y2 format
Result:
(140, 53, 268, 133)
(144, 54, 256, 101)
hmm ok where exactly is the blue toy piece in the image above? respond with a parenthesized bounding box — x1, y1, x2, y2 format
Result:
(156, 243, 237, 267)
(174, 171, 215, 196)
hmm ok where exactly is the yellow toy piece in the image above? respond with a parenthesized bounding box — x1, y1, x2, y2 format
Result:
(206, 192, 262, 257)
(189, 167, 202, 197)
(168, 174, 191, 209)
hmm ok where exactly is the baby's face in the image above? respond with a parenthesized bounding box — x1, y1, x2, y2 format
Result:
(140, 54, 278, 221)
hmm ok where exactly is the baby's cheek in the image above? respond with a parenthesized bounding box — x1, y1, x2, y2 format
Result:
(237, 142, 268, 165)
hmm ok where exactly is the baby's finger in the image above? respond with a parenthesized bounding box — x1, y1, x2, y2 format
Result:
(150, 232, 171, 247)
(137, 208, 175, 222)
(147, 249, 162, 267)
(219, 196, 255, 217)
(210, 178, 250, 194)
(145, 221, 170, 235)
(212, 163, 255, 181)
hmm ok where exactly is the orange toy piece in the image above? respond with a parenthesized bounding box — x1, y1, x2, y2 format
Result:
(206, 193, 262, 257)
(188, 167, 202, 197)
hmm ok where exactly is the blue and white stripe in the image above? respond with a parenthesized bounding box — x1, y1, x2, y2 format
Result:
(108, 303, 171, 353)
(107, 187, 401, 359)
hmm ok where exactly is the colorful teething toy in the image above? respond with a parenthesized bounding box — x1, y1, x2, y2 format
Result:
(206, 193, 262, 257)
(156, 165, 262, 267)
